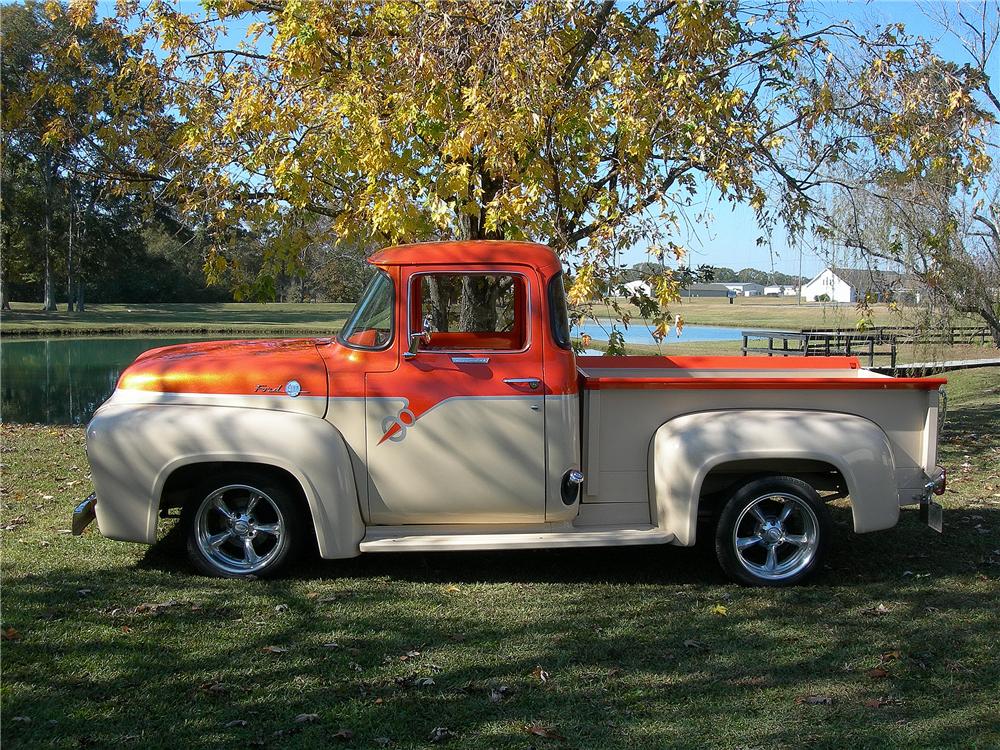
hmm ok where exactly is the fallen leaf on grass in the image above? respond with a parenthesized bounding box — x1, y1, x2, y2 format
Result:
(294, 713, 319, 723)
(275, 604, 289, 614)
(322, 642, 340, 649)
(261, 645, 289, 654)
(133, 600, 179, 615)
(796, 694, 833, 706)
(862, 603, 891, 616)
(120, 626, 132, 634)
(683, 639, 708, 650)
(224, 720, 248, 728)
(865, 696, 904, 708)
(525, 723, 565, 740)
(2, 626, 22, 641)
(330, 728, 353, 741)
(531, 666, 550, 683)
(489, 685, 513, 703)
(880, 650, 902, 663)
(867, 667, 890, 680)
(198, 680, 229, 695)
(443, 585, 460, 594)
(77, 589, 93, 597)
(12, 716, 31, 723)
(428, 726, 453, 743)
(305, 592, 321, 599)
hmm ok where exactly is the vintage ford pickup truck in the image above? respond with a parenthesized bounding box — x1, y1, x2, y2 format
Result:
(74, 241, 947, 585)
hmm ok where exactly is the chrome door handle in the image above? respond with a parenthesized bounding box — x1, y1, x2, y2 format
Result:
(503, 377, 541, 390)
(451, 356, 490, 364)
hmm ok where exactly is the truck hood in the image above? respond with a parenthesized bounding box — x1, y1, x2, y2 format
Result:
(112, 338, 329, 417)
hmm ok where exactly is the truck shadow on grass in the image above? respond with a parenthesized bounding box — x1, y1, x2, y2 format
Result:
(4, 506, 998, 750)
(140, 504, 997, 589)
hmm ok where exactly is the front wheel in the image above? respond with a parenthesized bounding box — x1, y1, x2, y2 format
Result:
(714, 476, 831, 587)
(182, 476, 303, 578)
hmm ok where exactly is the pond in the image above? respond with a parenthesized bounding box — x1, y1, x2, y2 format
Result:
(1, 324, 744, 425)
(573, 321, 743, 344)
(0, 336, 235, 426)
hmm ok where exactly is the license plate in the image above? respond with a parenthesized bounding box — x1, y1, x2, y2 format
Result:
(920, 499, 943, 533)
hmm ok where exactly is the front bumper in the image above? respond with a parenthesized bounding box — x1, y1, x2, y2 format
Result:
(72, 493, 97, 536)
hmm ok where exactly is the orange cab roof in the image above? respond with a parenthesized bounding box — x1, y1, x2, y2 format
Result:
(369, 240, 562, 272)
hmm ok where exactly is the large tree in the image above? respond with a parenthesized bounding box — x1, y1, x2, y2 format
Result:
(106, 0, 980, 339)
(1, 0, 175, 310)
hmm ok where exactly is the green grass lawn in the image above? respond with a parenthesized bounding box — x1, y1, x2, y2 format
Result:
(2, 369, 998, 748)
(1, 302, 356, 336)
(0, 297, 951, 336)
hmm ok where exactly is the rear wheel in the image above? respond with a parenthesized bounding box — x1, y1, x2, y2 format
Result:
(714, 476, 830, 587)
(182, 475, 303, 578)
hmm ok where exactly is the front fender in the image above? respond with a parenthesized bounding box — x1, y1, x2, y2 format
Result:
(86, 403, 364, 558)
(649, 409, 898, 546)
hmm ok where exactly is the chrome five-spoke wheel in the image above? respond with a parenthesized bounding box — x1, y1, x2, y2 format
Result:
(732, 492, 819, 581)
(184, 476, 302, 578)
(715, 476, 831, 587)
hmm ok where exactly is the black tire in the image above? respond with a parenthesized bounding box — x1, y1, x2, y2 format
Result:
(714, 475, 831, 587)
(181, 472, 305, 579)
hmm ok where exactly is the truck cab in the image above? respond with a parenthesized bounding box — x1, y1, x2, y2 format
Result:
(334, 241, 580, 526)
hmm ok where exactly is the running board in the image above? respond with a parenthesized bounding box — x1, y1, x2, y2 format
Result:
(359, 524, 674, 552)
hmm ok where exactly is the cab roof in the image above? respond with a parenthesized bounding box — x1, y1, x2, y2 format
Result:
(368, 240, 563, 273)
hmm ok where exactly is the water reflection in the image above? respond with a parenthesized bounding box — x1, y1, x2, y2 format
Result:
(0, 337, 251, 425)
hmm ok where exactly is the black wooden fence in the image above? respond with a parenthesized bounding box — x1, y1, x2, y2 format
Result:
(742, 324, 993, 368)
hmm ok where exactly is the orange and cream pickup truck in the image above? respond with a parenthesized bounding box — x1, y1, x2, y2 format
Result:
(74, 241, 948, 586)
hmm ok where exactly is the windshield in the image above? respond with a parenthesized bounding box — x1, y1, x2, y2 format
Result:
(338, 270, 394, 349)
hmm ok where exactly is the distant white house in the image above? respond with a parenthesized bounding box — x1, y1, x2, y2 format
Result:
(622, 279, 652, 296)
(764, 284, 799, 297)
(800, 267, 908, 303)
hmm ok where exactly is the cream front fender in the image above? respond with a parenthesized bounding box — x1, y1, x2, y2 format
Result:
(648, 409, 898, 546)
(86, 403, 365, 558)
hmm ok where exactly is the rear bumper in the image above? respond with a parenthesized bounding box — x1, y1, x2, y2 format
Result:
(72, 493, 97, 536)
(919, 466, 946, 533)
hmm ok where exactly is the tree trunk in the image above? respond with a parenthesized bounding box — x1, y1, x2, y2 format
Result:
(1, 277, 10, 311)
(42, 153, 57, 312)
(76, 280, 85, 312)
(980, 306, 1000, 349)
(66, 199, 75, 312)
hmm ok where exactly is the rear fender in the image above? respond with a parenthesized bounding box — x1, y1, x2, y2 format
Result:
(648, 409, 897, 546)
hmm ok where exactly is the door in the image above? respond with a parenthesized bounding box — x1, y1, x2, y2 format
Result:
(365, 267, 546, 524)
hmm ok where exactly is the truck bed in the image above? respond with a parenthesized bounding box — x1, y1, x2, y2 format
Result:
(574, 355, 945, 530)
(577, 355, 946, 391)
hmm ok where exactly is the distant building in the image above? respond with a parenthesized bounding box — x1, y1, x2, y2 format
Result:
(683, 282, 764, 298)
(800, 267, 908, 303)
(764, 284, 799, 297)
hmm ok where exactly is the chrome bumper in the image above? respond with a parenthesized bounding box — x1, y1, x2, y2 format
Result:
(72, 493, 97, 536)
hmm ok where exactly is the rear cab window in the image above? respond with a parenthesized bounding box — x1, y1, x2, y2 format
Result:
(411, 273, 529, 351)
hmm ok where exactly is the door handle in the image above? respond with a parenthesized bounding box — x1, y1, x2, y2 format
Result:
(451, 356, 490, 364)
(503, 377, 541, 390)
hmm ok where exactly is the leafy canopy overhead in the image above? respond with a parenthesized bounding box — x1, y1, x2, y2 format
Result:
(35, 1, 992, 338)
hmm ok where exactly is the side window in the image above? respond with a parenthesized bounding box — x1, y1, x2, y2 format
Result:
(413, 273, 527, 351)
(548, 272, 571, 350)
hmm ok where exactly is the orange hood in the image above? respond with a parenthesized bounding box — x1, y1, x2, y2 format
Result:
(118, 339, 329, 404)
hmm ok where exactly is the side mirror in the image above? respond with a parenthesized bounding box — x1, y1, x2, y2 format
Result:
(404, 315, 433, 359)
